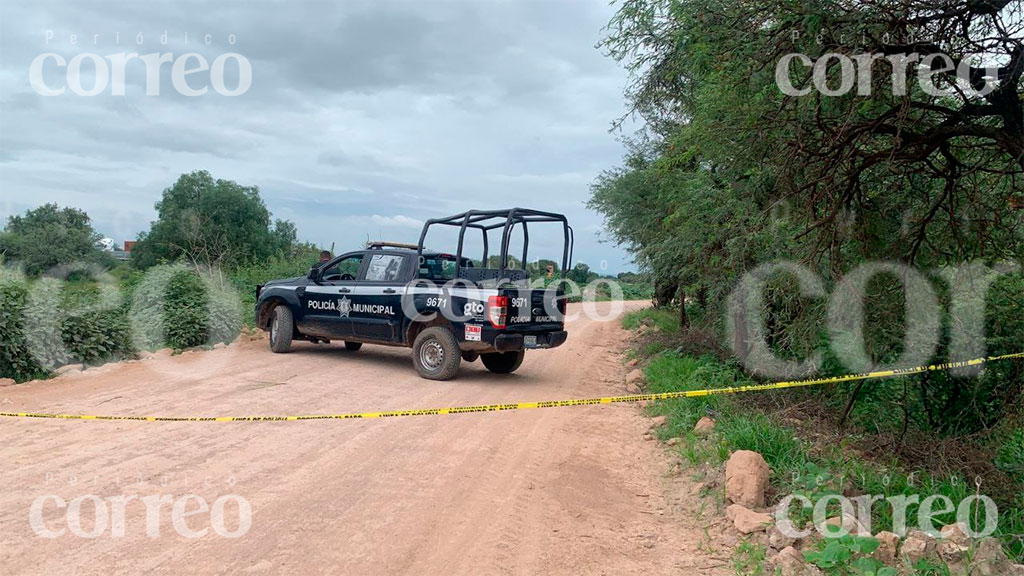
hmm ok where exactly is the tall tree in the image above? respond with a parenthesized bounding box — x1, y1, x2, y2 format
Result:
(132, 171, 297, 269)
(0, 204, 105, 276)
(600, 0, 1023, 270)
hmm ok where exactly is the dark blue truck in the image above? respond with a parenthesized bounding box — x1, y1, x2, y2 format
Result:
(254, 209, 574, 380)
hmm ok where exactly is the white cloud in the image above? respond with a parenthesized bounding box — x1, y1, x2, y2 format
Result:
(370, 214, 422, 229)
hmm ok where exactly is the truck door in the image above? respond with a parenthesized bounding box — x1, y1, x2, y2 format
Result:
(349, 252, 408, 342)
(299, 252, 365, 339)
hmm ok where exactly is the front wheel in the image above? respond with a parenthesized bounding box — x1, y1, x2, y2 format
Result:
(480, 350, 525, 374)
(269, 306, 294, 353)
(412, 327, 461, 380)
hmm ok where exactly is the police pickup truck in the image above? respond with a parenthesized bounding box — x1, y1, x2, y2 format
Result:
(254, 209, 574, 380)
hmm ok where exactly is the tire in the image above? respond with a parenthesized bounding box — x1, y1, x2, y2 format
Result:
(269, 306, 294, 353)
(481, 350, 525, 374)
(344, 341, 363, 351)
(412, 326, 461, 380)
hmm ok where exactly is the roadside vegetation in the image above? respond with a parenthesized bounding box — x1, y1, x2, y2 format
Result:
(592, 1, 1022, 572)
(623, 307, 1023, 572)
(0, 171, 322, 382)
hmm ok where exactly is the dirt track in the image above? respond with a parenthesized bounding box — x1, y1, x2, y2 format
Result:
(0, 303, 728, 575)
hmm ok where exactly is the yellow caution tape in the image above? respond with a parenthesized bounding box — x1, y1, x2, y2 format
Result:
(1, 352, 1022, 423)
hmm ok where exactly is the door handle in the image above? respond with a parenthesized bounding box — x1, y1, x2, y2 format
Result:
(339, 288, 351, 293)
(383, 288, 397, 294)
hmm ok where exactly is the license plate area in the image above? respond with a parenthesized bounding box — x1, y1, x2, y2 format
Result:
(524, 335, 538, 347)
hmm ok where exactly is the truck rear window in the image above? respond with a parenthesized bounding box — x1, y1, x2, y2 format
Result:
(418, 255, 471, 281)
(419, 256, 456, 281)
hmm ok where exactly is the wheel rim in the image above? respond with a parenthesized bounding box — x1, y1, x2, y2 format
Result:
(420, 339, 444, 370)
(270, 315, 278, 345)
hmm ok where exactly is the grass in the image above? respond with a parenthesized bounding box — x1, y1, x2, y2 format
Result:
(621, 306, 682, 334)
(620, 310, 1024, 569)
(732, 538, 769, 575)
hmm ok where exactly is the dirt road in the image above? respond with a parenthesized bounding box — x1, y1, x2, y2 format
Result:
(0, 303, 728, 575)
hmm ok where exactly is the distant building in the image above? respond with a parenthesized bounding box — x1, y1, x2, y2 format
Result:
(110, 240, 136, 261)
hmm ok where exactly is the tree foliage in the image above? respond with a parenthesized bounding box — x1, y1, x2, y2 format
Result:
(591, 0, 1024, 434)
(132, 171, 298, 269)
(597, 0, 1023, 273)
(0, 204, 108, 276)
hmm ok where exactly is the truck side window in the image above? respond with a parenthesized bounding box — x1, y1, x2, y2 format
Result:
(364, 254, 405, 282)
(323, 254, 364, 282)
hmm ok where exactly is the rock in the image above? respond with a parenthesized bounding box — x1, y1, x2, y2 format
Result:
(818, 513, 869, 537)
(694, 417, 716, 436)
(214, 342, 227, 350)
(725, 450, 771, 508)
(626, 369, 645, 386)
(726, 504, 773, 534)
(643, 432, 654, 441)
(649, 415, 667, 429)
(941, 522, 972, 546)
(1009, 564, 1024, 576)
(666, 437, 680, 446)
(872, 531, 901, 564)
(938, 522, 972, 562)
(969, 537, 1010, 576)
(55, 364, 84, 375)
(626, 358, 639, 367)
(901, 530, 937, 563)
(0, 378, 15, 387)
(771, 546, 805, 576)
(769, 525, 797, 550)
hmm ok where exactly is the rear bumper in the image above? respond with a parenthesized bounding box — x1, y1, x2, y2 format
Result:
(493, 330, 568, 352)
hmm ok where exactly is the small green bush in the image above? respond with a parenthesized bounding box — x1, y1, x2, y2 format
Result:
(164, 270, 209, 349)
(1, 262, 243, 380)
(0, 271, 45, 380)
(130, 264, 242, 351)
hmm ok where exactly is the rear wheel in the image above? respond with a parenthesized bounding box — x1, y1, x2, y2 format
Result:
(481, 350, 525, 374)
(412, 326, 461, 380)
(269, 306, 294, 353)
(344, 341, 363, 351)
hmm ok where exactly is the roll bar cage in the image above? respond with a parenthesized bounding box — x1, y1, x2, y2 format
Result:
(417, 208, 574, 283)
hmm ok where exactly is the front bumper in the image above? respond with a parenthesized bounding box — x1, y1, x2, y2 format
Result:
(493, 330, 568, 352)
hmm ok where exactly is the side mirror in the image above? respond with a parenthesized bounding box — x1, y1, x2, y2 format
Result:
(307, 267, 320, 281)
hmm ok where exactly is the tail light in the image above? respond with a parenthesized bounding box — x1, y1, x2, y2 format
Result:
(487, 295, 508, 329)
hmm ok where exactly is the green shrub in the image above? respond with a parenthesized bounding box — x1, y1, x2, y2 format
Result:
(0, 269, 136, 380)
(996, 429, 1024, 477)
(0, 271, 45, 381)
(164, 270, 209, 349)
(130, 264, 242, 351)
(0, 262, 243, 380)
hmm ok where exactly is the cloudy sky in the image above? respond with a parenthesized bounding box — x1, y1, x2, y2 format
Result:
(0, 0, 638, 272)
